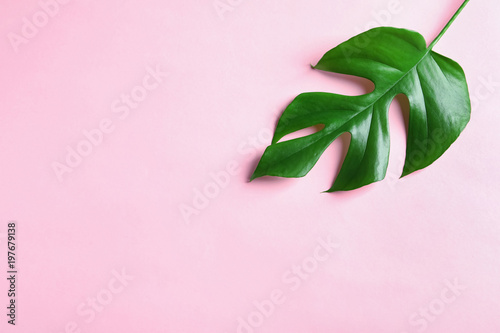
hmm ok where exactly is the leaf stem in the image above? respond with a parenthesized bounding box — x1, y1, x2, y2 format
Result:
(428, 0, 470, 49)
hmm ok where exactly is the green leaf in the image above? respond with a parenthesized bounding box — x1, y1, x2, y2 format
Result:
(250, 2, 471, 192)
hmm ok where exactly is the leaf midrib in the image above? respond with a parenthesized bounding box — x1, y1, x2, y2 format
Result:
(322, 47, 434, 189)
(330, 47, 434, 135)
(262, 48, 435, 179)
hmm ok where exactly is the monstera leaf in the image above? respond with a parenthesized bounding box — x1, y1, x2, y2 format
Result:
(250, 1, 471, 192)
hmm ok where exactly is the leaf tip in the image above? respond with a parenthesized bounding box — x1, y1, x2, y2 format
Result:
(400, 172, 411, 179)
(323, 185, 341, 193)
(249, 169, 263, 182)
(400, 166, 414, 179)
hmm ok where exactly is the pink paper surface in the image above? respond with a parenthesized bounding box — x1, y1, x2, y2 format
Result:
(1, 0, 499, 332)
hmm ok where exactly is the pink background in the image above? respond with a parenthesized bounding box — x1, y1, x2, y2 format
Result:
(1, 0, 499, 332)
